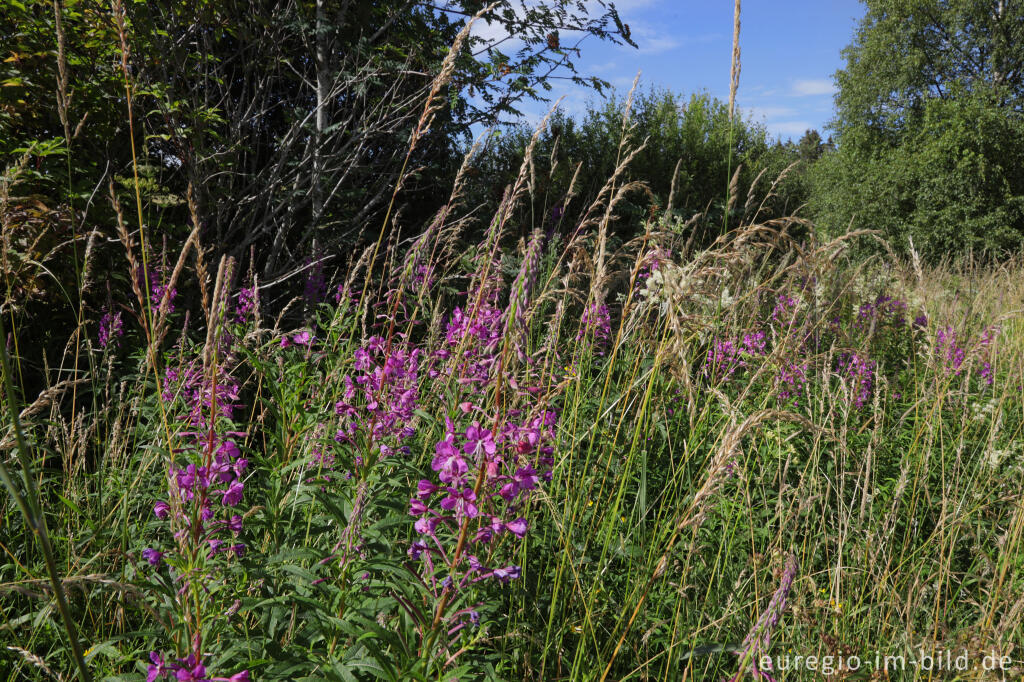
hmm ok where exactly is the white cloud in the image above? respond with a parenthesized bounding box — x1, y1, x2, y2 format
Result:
(741, 104, 816, 139)
(470, 17, 523, 53)
(621, 23, 721, 55)
(637, 35, 682, 53)
(745, 105, 798, 120)
(791, 79, 836, 96)
(768, 121, 815, 138)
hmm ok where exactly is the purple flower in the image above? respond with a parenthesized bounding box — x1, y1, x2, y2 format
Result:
(775, 361, 808, 405)
(491, 565, 521, 582)
(742, 331, 767, 355)
(577, 302, 612, 354)
(770, 293, 798, 324)
(220, 480, 244, 507)
(354, 348, 373, 371)
(235, 287, 256, 323)
(415, 516, 441, 535)
(936, 325, 966, 374)
(147, 652, 168, 682)
(98, 309, 124, 348)
(838, 352, 875, 409)
(292, 331, 312, 346)
(218, 440, 240, 460)
(432, 439, 468, 483)
(407, 410, 557, 628)
(980, 361, 994, 386)
(174, 660, 205, 682)
(417, 479, 439, 500)
(409, 540, 429, 559)
(498, 481, 519, 502)
(137, 265, 177, 316)
(505, 518, 528, 538)
(514, 465, 539, 492)
(145, 309, 253, 682)
(704, 338, 743, 382)
(199, 497, 214, 521)
(440, 486, 478, 519)
(175, 465, 198, 500)
(638, 247, 672, 282)
(152, 281, 177, 316)
(463, 422, 496, 457)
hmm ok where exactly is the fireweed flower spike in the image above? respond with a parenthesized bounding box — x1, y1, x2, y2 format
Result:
(235, 287, 256, 323)
(855, 294, 908, 330)
(408, 411, 557, 636)
(331, 337, 422, 466)
(838, 352, 876, 409)
(977, 326, 1000, 386)
(775, 361, 808, 406)
(770, 293, 798, 325)
(144, 286, 252, 681)
(702, 331, 769, 385)
(147, 652, 249, 682)
(705, 339, 742, 383)
(98, 308, 124, 348)
(138, 265, 177, 315)
(936, 325, 966, 375)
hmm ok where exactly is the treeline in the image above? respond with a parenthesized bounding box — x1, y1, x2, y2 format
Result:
(4, 0, 1024, 390)
(470, 89, 817, 252)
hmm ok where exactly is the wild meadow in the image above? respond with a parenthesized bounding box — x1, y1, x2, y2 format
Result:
(4, 1, 1024, 681)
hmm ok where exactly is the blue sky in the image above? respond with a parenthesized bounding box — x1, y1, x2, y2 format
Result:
(472, 0, 866, 141)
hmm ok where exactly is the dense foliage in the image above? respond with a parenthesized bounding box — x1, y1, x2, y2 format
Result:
(475, 88, 808, 251)
(810, 0, 1024, 258)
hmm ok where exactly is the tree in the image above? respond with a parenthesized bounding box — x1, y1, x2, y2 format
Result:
(797, 129, 823, 162)
(1, 0, 634, 284)
(810, 0, 1024, 259)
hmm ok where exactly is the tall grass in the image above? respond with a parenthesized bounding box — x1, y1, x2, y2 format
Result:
(3, 12, 1024, 682)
